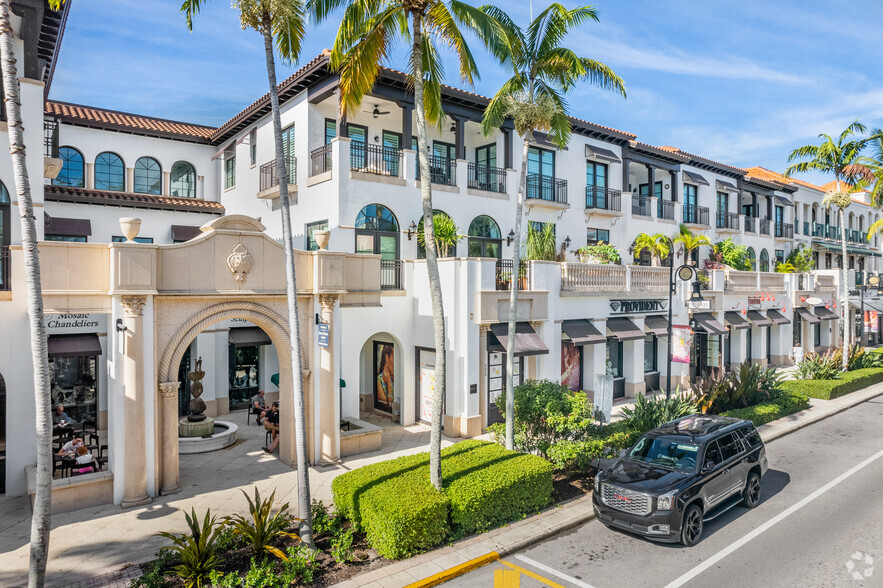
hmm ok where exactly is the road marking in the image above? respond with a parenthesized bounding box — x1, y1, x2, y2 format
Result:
(663, 447, 883, 588)
(494, 568, 521, 587)
(513, 555, 598, 588)
(500, 560, 566, 588)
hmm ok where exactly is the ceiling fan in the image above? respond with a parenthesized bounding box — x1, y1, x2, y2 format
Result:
(366, 104, 391, 118)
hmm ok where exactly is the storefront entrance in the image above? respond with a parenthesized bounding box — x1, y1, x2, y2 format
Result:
(374, 341, 396, 414)
(48, 334, 101, 425)
(176, 347, 192, 417)
(486, 351, 523, 425)
(228, 326, 271, 410)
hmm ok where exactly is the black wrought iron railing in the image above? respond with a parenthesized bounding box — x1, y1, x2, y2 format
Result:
(827, 225, 841, 240)
(380, 259, 403, 290)
(775, 222, 793, 239)
(683, 204, 709, 226)
(716, 211, 740, 230)
(585, 186, 621, 211)
(0, 246, 10, 292)
(632, 195, 652, 217)
(467, 162, 506, 193)
(495, 258, 530, 291)
(310, 144, 332, 177)
(350, 142, 402, 177)
(259, 157, 296, 191)
(812, 222, 826, 238)
(526, 174, 567, 204)
(657, 199, 675, 220)
(759, 218, 771, 235)
(744, 216, 756, 233)
(44, 116, 59, 158)
(416, 154, 457, 186)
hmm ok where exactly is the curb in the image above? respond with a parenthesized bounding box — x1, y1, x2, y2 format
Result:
(403, 552, 501, 588)
(760, 387, 883, 444)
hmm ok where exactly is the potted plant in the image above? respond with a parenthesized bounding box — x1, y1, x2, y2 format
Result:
(631, 232, 670, 266)
(576, 242, 621, 265)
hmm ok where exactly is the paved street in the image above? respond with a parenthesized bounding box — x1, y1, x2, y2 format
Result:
(450, 398, 883, 588)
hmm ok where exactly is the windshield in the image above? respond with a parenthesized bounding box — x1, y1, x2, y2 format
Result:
(628, 436, 699, 471)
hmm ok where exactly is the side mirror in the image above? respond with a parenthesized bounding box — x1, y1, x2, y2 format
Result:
(702, 460, 715, 473)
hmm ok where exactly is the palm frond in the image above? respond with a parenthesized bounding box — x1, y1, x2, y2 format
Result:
(867, 218, 883, 242)
(272, 1, 307, 64)
(839, 120, 868, 144)
(427, 2, 478, 85)
(480, 74, 527, 136)
(536, 4, 599, 58)
(180, 0, 205, 30)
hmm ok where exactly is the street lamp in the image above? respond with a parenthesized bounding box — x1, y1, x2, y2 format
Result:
(666, 263, 703, 399)
(859, 273, 880, 342)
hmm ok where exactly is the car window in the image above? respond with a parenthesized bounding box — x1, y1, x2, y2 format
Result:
(742, 426, 762, 448)
(628, 436, 699, 471)
(718, 433, 742, 461)
(704, 440, 723, 466)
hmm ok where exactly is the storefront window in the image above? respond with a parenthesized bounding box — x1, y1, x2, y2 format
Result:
(606, 337, 623, 378)
(561, 340, 582, 391)
(793, 312, 802, 346)
(50, 355, 97, 424)
(814, 323, 821, 347)
(643, 334, 657, 372)
(229, 345, 259, 409)
(707, 335, 721, 369)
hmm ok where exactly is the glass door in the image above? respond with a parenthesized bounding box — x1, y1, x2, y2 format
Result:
(587, 161, 608, 208)
(528, 147, 555, 200)
(382, 131, 400, 176)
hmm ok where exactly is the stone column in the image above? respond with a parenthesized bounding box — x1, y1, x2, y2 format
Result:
(121, 296, 151, 508)
(318, 295, 338, 463)
(85, 163, 94, 189)
(159, 381, 181, 495)
(162, 171, 171, 196)
(126, 167, 134, 192)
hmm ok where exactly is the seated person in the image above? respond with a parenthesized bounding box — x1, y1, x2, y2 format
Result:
(263, 402, 280, 453)
(251, 390, 266, 424)
(54, 405, 75, 428)
(73, 445, 95, 474)
(57, 437, 84, 456)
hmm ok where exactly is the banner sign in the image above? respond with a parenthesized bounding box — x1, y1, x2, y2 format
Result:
(609, 299, 667, 314)
(865, 311, 879, 334)
(672, 325, 692, 364)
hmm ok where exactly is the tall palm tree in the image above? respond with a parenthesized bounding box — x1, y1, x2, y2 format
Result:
(181, 0, 315, 547)
(632, 232, 670, 266)
(672, 223, 710, 265)
(784, 121, 873, 369)
(310, 0, 499, 490)
(0, 0, 61, 583)
(478, 3, 625, 449)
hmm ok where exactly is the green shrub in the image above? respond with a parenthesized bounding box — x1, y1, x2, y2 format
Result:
(157, 509, 224, 588)
(796, 350, 842, 380)
(722, 390, 810, 426)
(619, 391, 698, 433)
(224, 488, 298, 561)
(131, 550, 177, 588)
(282, 545, 320, 585)
(782, 367, 883, 400)
(693, 363, 782, 413)
(330, 527, 355, 563)
(546, 430, 638, 472)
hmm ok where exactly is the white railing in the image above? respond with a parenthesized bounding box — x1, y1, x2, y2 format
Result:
(561, 263, 626, 291)
(630, 266, 670, 292)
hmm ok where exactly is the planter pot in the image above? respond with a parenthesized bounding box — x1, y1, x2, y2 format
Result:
(313, 229, 331, 250)
(118, 217, 142, 242)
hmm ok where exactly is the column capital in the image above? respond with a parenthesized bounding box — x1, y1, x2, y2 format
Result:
(159, 381, 179, 399)
(121, 295, 146, 317)
(319, 294, 338, 315)
(478, 323, 491, 333)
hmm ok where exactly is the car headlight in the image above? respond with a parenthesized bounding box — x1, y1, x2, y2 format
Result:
(594, 472, 601, 493)
(656, 490, 677, 511)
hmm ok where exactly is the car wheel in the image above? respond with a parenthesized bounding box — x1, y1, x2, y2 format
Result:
(742, 471, 761, 508)
(680, 504, 704, 547)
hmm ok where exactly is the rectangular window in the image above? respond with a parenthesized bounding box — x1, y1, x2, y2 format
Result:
(433, 141, 456, 160)
(717, 191, 728, 212)
(50, 354, 98, 424)
(306, 220, 329, 251)
(348, 124, 367, 143)
(225, 155, 236, 189)
(814, 323, 821, 347)
(643, 334, 658, 373)
(587, 161, 608, 188)
(638, 181, 662, 198)
(528, 146, 555, 177)
(282, 125, 295, 164)
(324, 119, 336, 145)
(111, 236, 153, 244)
(683, 184, 697, 206)
(475, 144, 497, 168)
(606, 336, 623, 378)
(249, 129, 257, 166)
(775, 249, 784, 265)
(775, 205, 784, 225)
(45, 234, 86, 242)
(586, 228, 610, 243)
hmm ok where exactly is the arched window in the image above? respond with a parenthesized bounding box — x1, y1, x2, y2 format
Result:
(355, 203, 399, 259)
(170, 161, 196, 198)
(95, 152, 125, 192)
(53, 146, 84, 187)
(467, 215, 501, 258)
(134, 157, 162, 195)
(759, 249, 770, 272)
(860, 215, 864, 232)
(747, 247, 756, 270)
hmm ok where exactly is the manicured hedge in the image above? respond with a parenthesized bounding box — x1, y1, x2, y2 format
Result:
(781, 367, 883, 400)
(331, 440, 553, 559)
(722, 390, 810, 426)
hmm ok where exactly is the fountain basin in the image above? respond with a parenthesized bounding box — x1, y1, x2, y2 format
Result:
(179, 421, 238, 454)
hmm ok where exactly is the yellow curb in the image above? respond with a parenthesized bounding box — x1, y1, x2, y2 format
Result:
(403, 551, 501, 588)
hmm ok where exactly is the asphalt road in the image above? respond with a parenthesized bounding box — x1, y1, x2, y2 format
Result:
(448, 398, 883, 588)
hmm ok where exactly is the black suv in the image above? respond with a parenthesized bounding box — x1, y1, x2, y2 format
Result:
(592, 415, 767, 546)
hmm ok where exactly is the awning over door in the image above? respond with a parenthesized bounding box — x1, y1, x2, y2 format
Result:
(584, 145, 621, 163)
(171, 225, 202, 242)
(562, 319, 605, 345)
(48, 333, 102, 358)
(716, 179, 738, 193)
(849, 297, 883, 313)
(693, 313, 728, 335)
(228, 327, 272, 347)
(775, 195, 793, 207)
(746, 310, 772, 327)
(796, 307, 821, 324)
(814, 306, 839, 321)
(682, 170, 710, 186)
(767, 310, 791, 325)
(489, 322, 550, 356)
(644, 315, 669, 337)
(606, 317, 645, 341)
(724, 311, 750, 330)
(45, 216, 92, 237)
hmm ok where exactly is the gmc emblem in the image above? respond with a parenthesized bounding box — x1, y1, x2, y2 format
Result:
(614, 494, 631, 502)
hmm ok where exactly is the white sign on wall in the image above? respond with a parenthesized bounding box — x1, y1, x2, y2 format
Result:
(420, 363, 435, 422)
(44, 313, 107, 334)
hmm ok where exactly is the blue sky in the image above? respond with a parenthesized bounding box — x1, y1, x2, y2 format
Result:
(50, 0, 883, 184)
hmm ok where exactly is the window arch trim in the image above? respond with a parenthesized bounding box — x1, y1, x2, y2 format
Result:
(95, 151, 126, 192)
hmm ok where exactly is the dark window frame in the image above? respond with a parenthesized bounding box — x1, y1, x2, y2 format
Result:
(306, 219, 329, 251)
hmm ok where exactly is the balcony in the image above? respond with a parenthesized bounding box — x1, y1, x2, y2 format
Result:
(759, 218, 771, 236)
(495, 259, 531, 290)
(310, 144, 332, 177)
(467, 163, 507, 194)
(559, 263, 669, 293)
(724, 269, 785, 292)
(415, 154, 457, 187)
(827, 225, 842, 241)
(0, 246, 10, 293)
(585, 186, 621, 213)
(632, 194, 652, 217)
(258, 157, 296, 199)
(683, 204, 709, 226)
(812, 222, 826, 238)
(744, 216, 756, 233)
(526, 174, 568, 206)
(351, 143, 402, 177)
(716, 211, 740, 231)
(657, 199, 675, 221)
(43, 116, 62, 180)
(846, 228, 865, 244)
(380, 259, 403, 290)
(774, 222, 793, 239)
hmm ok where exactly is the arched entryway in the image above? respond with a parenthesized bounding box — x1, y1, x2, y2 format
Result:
(358, 333, 404, 421)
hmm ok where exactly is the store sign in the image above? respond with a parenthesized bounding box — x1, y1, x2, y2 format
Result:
(609, 299, 667, 314)
(44, 313, 106, 333)
(687, 300, 711, 311)
(216, 318, 257, 329)
(317, 323, 329, 348)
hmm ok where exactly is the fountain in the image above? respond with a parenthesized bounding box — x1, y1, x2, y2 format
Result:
(178, 357, 237, 453)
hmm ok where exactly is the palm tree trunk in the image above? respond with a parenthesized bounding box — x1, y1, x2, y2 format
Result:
(0, 1, 52, 584)
(261, 21, 314, 547)
(412, 13, 445, 490)
(505, 136, 530, 450)
(838, 197, 849, 368)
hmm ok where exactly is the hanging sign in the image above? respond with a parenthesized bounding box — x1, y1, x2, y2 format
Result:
(865, 311, 879, 334)
(672, 325, 692, 364)
(317, 323, 329, 348)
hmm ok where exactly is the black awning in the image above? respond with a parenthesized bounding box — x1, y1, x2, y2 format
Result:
(585, 145, 621, 163)
(864, 299, 883, 313)
(683, 170, 710, 186)
(171, 225, 203, 242)
(716, 179, 738, 192)
(532, 132, 567, 150)
(796, 307, 821, 324)
(693, 313, 728, 335)
(814, 306, 840, 321)
(562, 319, 605, 345)
(606, 317, 645, 341)
(48, 334, 102, 358)
(644, 315, 669, 337)
(228, 327, 272, 347)
(767, 310, 791, 325)
(489, 322, 550, 356)
(746, 310, 772, 327)
(45, 216, 92, 237)
(775, 195, 793, 207)
(724, 311, 750, 330)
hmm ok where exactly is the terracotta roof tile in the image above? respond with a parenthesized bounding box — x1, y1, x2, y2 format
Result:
(44, 185, 224, 214)
(745, 166, 825, 192)
(46, 101, 216, 142)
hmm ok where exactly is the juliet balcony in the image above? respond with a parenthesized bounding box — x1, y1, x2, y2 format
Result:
(258, 157, 297, 200)
(585, 186, 622, 215)
(526, 173, 568, 208)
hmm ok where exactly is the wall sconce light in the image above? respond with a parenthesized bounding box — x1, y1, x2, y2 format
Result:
(664, 184, 670, 189)
(450, 122, 456, 133)
(373, 135, 380, 143)
(115, 318, 127, 333)
(507, 229, 515, 247)
(407, 220, 417, 240)
(563, 235, 571, 249)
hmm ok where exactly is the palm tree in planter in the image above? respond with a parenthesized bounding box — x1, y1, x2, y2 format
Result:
(310, 0, 499, 490)
(785, 121, 875, 370)
(478, 2, 625, 450)
(631, 232, 670, 266)
(417, 212, 462, 258)
(181, 0, 315, 547)
(672, 224, 710, 266)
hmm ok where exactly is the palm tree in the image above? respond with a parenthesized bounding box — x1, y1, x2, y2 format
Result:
(181, 0, 315, 547)
(310, 0, 499, 490)
(672, 223, 710, 265)
(478, 3, 625, 449)
(632, 232, 670, 266)
(784, 121, 873, 370)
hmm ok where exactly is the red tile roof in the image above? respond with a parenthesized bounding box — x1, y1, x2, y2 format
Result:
(745, 167, 825, 192)
(44, 185, 224, 214)
(46, 101, 217, 143)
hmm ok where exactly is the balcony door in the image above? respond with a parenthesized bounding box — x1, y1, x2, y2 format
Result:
(355, 203, 400, 263)
(382, 131, 401, 176)
(587, 161, 608, 207)
(528, 146, 555, 200)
